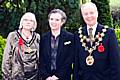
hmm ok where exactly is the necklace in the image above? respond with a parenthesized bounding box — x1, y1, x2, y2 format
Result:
(22, 31, 31, 40)
(78, 25, 108, 66)
(22, 31, 33, 53)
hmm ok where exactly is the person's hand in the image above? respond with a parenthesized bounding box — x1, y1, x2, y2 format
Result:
(46, 75, 59, 80)
(51, 75, 59, 80)
(46, 76, 52, 80)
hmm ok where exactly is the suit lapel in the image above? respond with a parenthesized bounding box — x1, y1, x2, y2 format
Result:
(93, 24, 103, 46)
(83, 26, 91, 47)
(95, 24, 103, 36)
(56, 30, 65, 61)
(83, 26, 89, 37)
(46, 32, 51, 59)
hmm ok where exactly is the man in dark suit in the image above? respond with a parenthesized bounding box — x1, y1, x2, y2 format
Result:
(39, 9, 75, 80)
(74, 2, 120, 80)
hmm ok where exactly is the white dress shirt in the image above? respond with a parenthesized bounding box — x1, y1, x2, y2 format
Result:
(87, 23, 98, 37)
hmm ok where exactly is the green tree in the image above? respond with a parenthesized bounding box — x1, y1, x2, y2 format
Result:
(0, 0, 80, 37)
(0, 0, 28, 37)
(91, 0, 112, 27)
(36, 0, 81, 34)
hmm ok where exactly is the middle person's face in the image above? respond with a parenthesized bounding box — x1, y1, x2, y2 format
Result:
(49, 13, 64, 31)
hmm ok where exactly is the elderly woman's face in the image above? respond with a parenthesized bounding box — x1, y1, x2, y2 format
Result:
(22, 15, 35, 31)
(49, 13, 64, 31)
(81, 6, 98, 26)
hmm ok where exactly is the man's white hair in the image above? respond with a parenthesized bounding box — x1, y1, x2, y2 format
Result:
(81, 2, 98, 17)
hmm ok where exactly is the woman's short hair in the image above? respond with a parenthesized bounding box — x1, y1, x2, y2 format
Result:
(19, 12, 37, 31)
(48, 9, 67, 24)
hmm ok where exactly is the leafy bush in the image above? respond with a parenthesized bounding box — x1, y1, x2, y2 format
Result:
(115, 29, 120, 47)
(111, 7, 120, 28)
(0, 35, 6, 79)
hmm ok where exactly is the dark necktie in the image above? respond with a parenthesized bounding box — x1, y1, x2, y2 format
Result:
(51, 36, 59, 70)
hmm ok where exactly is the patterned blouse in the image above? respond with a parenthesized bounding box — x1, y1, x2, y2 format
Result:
(2, 30, 40, 80)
